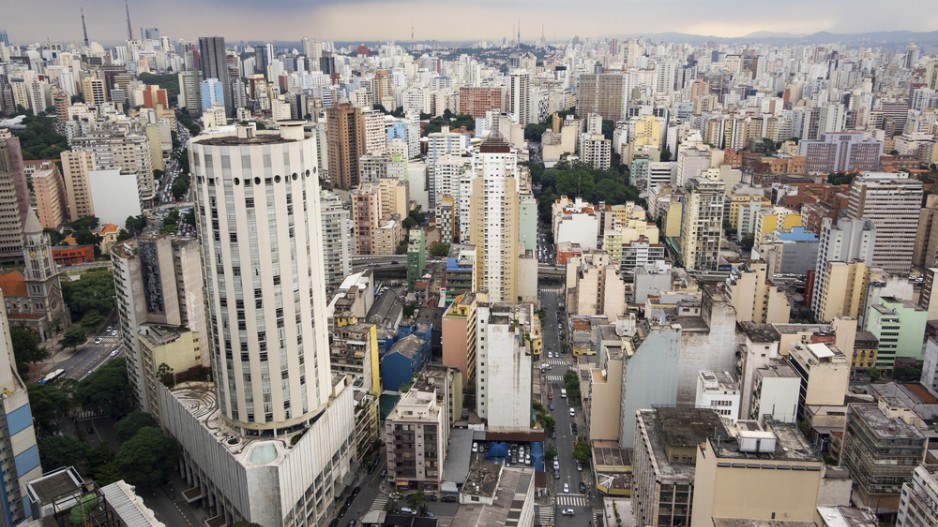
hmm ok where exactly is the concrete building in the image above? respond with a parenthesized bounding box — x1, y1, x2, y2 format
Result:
(469, 136, 520, 303)
(199, 78, 225, 112)
(475, 302, 539, 431)
(749, 363, 801, 425)
(847, 172, 923, 275)
(198, 36, 231, 116)
(319, 190, 351, 289)
(579, 134, 611, 170)
(755, 228, 819, 276)
(385, 387, 448, 490)
(754, 207, 801, 241)
(787, 342, 850, 421)
(815, 260, 870, 323)
(28, 165, 66, 229)
(727, 262, 791, 324)
(841, 404, 927, 513)
(632, 408, 725, 527)
(864, 296, 928, 371)
(442, 292, 485, 388)
(452, 463, 534, 527)
(60, 150, 95, 222)
(680, 177, 725, 271)
(576, 73, 627, 121)
(374, 216, 403, 256)
(326, 103, 364, 189)
(918, 267, 938, 320)
(71, 131, 157, 209)
(111, 235, 205, 419)
(695, 370, 740, 424)
(913, 194, 938, 269)
(435, 194, 456, 245)
(0, 290, 42, 525)
(426, 127, 471, 209)
(565, 250, 626, 321)
(361, 107, 386, 156)
(508, 70, 533, 126)
(691, 420, 824, 526)
(158, 123, 355, 527)
(458, 87, 504, 118)
(799, 132, 883, 174)
(552, 196, 600, 251)
(812, 218, 875, 321)
(0, 131, 28, 261)
(897, 465, 938, 527)
(406, 229, 426, 289)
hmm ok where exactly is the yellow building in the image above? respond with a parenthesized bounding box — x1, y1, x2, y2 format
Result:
(727, 262, 791, 324)
(815, 261, 869, 323)
(853, 331, 879, 370)
(691, 420, 824, 526)
(137, 325, 202, 420)
(755, 207, 801, 240)
(632, 115, 662, 148)
(663, 201, 683, 238)
(727, 195, 769, 229)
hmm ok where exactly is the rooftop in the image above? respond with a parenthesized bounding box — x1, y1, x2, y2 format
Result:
(454, 466, 533, 527)
(713, 420, 822, 463)
(462, 459, 502, 498)
(849, 403, 926, 441)
(656, 407, 729, 450)
(740, 322, 778, 343)
(194, 130, 302, 146)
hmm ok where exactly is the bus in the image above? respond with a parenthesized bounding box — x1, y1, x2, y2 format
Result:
(38, 369, 65, 385)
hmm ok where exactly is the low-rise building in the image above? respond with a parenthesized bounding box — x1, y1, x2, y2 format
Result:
(695, 370, 740, 424)
(385, 387, 448, 491)
(897, 465, 938, 527)
(453, 462, 534, 527)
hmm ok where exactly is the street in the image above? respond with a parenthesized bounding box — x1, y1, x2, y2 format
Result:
(47, 317, 123, 382)
(539, 290, 595, 527)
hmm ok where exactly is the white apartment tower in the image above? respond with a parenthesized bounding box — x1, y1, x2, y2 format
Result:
(847, 172, 922, 275)
(470, 135, 520, 303)
(319, 190, 351, 288)
(475, 303, 536, 431)
(509, 69, 534, 126)
(680, 177, 725, 271)
(812, 218, 875, 320)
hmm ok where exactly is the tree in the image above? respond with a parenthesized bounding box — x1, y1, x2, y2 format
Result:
(660, 145, 672, 161)
(573, 440, 591, 463)
(61, 268, 114, 321)
(429, 243, 451, 258)
(740, 234, 755, 251)
(406, 492, 430, 515)
(72, 229, 97, 246)
(116, 229, 133, 242)
(183, 209, 196, 226)
(44, 228, 64, 246)
(39, 435, 92, 473)
(60, 327, 86, 351)
(125, 215, 148, 236)
(384, 498, 399, 513)
(28, 383, 72, 434)
(868, 368, 882, 382)
(116, 426, 181, 490)
(171, 174, 190, 200)
(75, 358, 132, 419)
(70, 216, 100, 232)
(545, 445, 558, 460)
(116, 412, 158, 442)
(563, 370, 581, 400)
(10, 326, 47, 369)
(153, 169, 165, 182)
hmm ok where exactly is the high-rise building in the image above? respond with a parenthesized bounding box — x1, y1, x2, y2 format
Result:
(458, 87, 504, 118)
(325, 103, 364, 189)
(198, 36, 231, 116)
(110, 235, 205, 419)
(0, 130, 28, 261)
(361, 107, 386, 156)
(576, 73, 627, 121)
(199, 78, 225, 112)
(406, 229, 426, 289)
(159, 123, 355, 527)
(469, 136, 520, 303)
(799, 132, 883, 173)
(0, 290, 42, 526)
(812, 218, 875, 320)
(319, 190, 351, 288)
(71, 131, 157, 209)
(680, 177, 725, 271)
(847, 172, 922, 275)
(384, 387, 448, 489)
(81, 77, 107, 106)
(426, 127, 471, 209)
(508, 69, 533, 126)
(60, 150, 96, 222)
(177, 70, 202, 116)
(28, 164, 66, 229)
(897, 465, 938, 527)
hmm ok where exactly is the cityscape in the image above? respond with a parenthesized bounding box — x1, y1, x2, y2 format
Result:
(2, 3, 938, 527)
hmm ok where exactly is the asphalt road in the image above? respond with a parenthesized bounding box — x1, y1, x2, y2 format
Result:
(53, 320, 123, 381)
(539, 290, 593, 526)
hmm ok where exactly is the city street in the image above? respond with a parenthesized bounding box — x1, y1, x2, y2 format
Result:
(45, 317, 123, 382)
(539, 290, 594, 527)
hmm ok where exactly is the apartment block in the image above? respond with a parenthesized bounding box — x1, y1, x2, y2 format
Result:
(60, 150, 96, 222)
(847, 172, 923, 275)
(385, 388, 448, 490)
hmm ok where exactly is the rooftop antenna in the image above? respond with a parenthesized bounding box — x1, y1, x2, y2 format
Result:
(517, 18, 521, 46)
(411, 26, 414, 41)
(124, 0, 134, 41)
(81, 7, 89, 47)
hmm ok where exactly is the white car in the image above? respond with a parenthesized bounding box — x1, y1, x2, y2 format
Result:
(569, 408, 576, 417)
(553, 459, 560, 469)
(563, 483, 569, 493)
(94, 338, 103, 344)
(561, 508, 575, 517)
(472, 442, 479, 453)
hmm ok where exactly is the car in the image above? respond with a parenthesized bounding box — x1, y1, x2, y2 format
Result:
(94, 338, 103, 344)
(576, 461, 582, 471)
(561, 508, 575, 517)
(351, 486, 361, 498)
(563, 483, 569, 493)
(548, 402, 554, 411)
(579, 482, 587, 493)
(553, 459, 559, 469)
(110, 330, 118, 336)
(551, 430, 557, 439)
(553, 470, 561, 479)
(109, 349, 120, 357)
(472, 442, 478, 453)
(569, 408, 576, 417)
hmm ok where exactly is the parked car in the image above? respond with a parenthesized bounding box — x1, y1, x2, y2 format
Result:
(561, 509, 575, 517)
(553, 470, 561, 479)
(472, 442, 478, 453)
(569, 408, 576, 417)
(576, 461, 582, 471)
(579, 482, 587, 493)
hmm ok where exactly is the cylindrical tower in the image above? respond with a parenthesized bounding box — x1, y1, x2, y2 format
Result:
(190, 122, 331, 435)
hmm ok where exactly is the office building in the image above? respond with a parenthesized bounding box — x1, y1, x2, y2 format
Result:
(897, 465, 938, 527)
(199, 78, 225, 111)
(787, 342, 850, 421)
(799, 132, 883, 173)
(0, 131, 28, 260)
(508, 70, 533, 126)
(71, 131, 157, 209)
(475, 303, 539, 431)
(319, 190, 351, 288)
(864, 296, 928, 370)
(0, 290, 42, 525)
(913, 195, 938, 269)
(847, 172, 923, 274)
(579, 134, 611, 170)
(726, 262, 791, 324)
(841, 404, 927, 513)
(111, 235, 205, 419)
(458, 87, 504, 118)
(680, 177, 725, 271)
(812, 218, 875, 321)
(469, 136, 520, 303)
(198, 36, 231, 116)
(326, 103, 364, 189)
(81, 77, 107, 106)
(384, 387, 448, 490)
(159, 123, 355, 526)
(60, 150, 95, 222)
(576, 73, 627, 121)
(178, 70, 202, 116)
(28, 165, 66, 229)
(426, 127, 471, 209)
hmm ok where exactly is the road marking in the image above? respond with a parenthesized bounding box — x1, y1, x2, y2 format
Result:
(369, 493, 389, 512)
(556, 494, 590, 507)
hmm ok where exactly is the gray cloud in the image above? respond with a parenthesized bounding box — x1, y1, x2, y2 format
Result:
(4, 0, 938, 44)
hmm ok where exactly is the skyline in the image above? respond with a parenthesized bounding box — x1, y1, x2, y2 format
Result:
(4, 0, 938, 45)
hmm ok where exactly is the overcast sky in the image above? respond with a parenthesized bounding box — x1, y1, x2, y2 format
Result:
(5, 0, 938, 44)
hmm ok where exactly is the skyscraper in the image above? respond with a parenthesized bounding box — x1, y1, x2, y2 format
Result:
(812, 218, 875, 321)
(158, 123, 355, 526)
(0, 130, 28, 261)
(470, 135, 520, 303)
(199, 78, 225, 111)
(508, 69, 533, 126)
(0, 287, 42, 525)
(198, 36, 231, 116)
(680, 176, 725, 271)
(325, 103, 364, 190)
(847, 172, 922, 275)
(319, 190, 351, 288)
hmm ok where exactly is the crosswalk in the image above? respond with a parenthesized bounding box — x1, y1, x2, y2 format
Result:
(538, 505, 554, 525)
(542, 358, 568, 366)
(544, 375, 566, 382)
(556, 494, 590, 507)
(369, 493, 388, 512)
(95, 335, 121, 344)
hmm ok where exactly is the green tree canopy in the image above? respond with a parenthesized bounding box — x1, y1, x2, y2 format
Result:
(39, 435, 92, 473)
(573, 440, 592, 463)
(75, 358, 132, 419)
(12, 114, 68, 160)
(116, 427, 181, 490)
(28, 383, 72, 434)
(429, 243, 450, 258)
(69, 216, 100, 232)
(125, 215, 148, 236)
(62, 268, 114, 320)
(115, 412, 158, 442)
(60, 327, 86, 351)
(10, 326, 47, 368)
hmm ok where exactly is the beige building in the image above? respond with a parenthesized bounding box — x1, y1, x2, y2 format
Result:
(374, 215, 403, 255)
(913, 194, 938, 268)
(441, 292, 486, 387)
(680, 177, 725, 271)
(385, 387, 448, 490)
(691, 420, 824, 526)
(352, 180, 407, 256)
(352, 183, 381, 255)
(787, 342, 850, 421)
(847, 172, 923, 274)
(61, 150, 95, 221)
(727, 262, 791, 324)
(136, 325, 202, 412)
(376, 178, 408, 221)
(565, 250, 626, 321)
(815, 261, 869, 323)
(587, 326, 628, 441)
(29, 164, 67, 229)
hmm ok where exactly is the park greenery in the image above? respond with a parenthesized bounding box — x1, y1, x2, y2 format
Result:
(138, 72, 180, 107)
(421, 110, 475, 136)
(429, 243, 451, 258)
(61, 268, 114, 322)
(11, 110, 69, 160)
(534, 160, 640, 224)
(10, 326, 48, 376)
